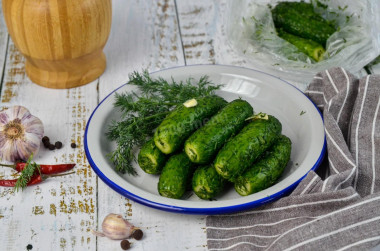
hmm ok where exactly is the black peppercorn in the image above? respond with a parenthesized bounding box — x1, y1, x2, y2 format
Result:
(43, 141, 50, 148)
(42, 136, 50, 148)
(120, 240, 131, 250)
(132, 229, 143, 240)
(55, 141, 63, 149)
(48, 144, 56, 150)
(42, 136, 49, 144)
(71, 143, 77, 148)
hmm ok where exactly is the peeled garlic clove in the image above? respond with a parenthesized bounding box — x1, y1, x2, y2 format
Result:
(0, 106, 44, 162)
(183, 98, 198, 108)
(99, 214, 136, 240)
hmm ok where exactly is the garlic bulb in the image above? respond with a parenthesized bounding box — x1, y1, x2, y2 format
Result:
(92, 213, 137, 240)
(0, 106, 44, 162)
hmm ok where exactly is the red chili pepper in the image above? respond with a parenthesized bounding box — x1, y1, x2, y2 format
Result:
(0, 175, 42, 187)
(28, 175, 44, 186)
(0, 163, 76, 174)
(0, 179, 18, 187)
(0, 172, 75, 188)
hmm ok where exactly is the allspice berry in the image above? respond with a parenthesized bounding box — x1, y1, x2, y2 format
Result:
(120, 240, 131, 250)
(132, 229, 143, 240)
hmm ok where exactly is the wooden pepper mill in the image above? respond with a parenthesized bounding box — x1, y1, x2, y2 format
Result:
(2, 0, 112, 89)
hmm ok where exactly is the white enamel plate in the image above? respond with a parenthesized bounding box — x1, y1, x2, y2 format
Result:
(84, 65, 326, 214)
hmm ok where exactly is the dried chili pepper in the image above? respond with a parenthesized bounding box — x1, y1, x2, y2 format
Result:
(0, 163, 76, 174)
(0, 172, 75, 188)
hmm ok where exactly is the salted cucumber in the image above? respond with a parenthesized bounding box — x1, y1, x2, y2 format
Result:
(138, 139, 167, 174)
(235, 135, 292, 196)
(214, 114, 282, 182)
(154, 96, 227, 154)
(157, 152, 195, 199)
(271, 2, 336, 46)
(184, 99, 253, 164)
(192, 165, 226, 200)
(277, 29, 325, 62)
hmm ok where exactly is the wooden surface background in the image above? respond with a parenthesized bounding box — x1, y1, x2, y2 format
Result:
(0, 1, 378, 250)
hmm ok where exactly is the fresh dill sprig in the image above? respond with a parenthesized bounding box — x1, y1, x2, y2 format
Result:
(107, 70, 222, 175)
(14, 154, 41, 191)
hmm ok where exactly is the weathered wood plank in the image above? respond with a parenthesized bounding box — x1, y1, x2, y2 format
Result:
(0, 2, 9, 86)
(96, 0, 207, 250)
(0, 39, 98, 251)
(98, 0, 185, 96)
(176, 0, 246, 66)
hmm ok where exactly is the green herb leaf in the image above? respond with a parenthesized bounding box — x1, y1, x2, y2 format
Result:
(14, 154, 40, 192)
(107, 70, 222, 175)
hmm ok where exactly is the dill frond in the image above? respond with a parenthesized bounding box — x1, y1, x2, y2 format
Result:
(14, 154, 41, 191)
(107, 70, 221, 175)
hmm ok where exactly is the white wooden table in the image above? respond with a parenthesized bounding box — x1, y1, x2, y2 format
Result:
(0, 1, 378, 250)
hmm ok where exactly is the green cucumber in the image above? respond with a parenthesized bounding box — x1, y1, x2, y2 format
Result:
(271, 2, 336, 46)
(154, 96, 227, 154)
(137, 139, 167, 174)
(158, 152, 195, 199)
(184, 99, 254, 164)
(272, 2, 326, 23)
(235, 135, 292, 196)
(214, 114, 282, 182)
(277, 29, 325, 62)
(192, 165, 226, 200)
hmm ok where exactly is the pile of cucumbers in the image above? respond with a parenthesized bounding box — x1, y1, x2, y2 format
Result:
(271, 1, 336, 62)
(137, 95, 292, 200)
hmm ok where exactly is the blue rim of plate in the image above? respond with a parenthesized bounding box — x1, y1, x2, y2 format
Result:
(84, 64, 327, 215)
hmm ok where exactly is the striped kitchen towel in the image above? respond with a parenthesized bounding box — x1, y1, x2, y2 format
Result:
(206, 67, 380, 251)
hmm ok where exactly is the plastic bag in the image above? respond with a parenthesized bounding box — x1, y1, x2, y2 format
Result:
(226, 0, 380, 83)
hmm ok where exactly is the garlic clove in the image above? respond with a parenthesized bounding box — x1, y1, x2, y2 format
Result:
(0, 138, 15, 162)
(15, 137, 35, 161)
(14, 106, 31, 120)
(92, 213, 137, 240)
(23, 116, 44, 135)
(101, 214, 135, 240)
(0, 111, 9, 125)
(183, 98, 198, 108)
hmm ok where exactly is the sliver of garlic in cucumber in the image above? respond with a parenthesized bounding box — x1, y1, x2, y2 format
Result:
(0, 106, 44, 162)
